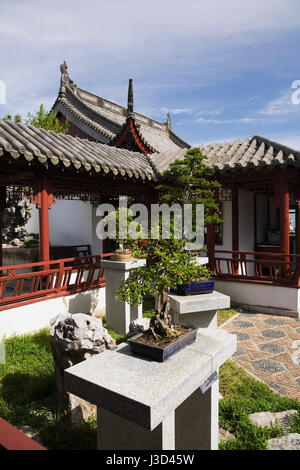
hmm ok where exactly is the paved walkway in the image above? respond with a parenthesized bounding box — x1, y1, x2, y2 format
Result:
(222, 312, 300, 400)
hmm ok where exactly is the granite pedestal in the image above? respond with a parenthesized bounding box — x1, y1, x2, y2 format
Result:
(101, 258, 146, 335)
(64, 328, 236, 450)
(169, 290, 230, 329)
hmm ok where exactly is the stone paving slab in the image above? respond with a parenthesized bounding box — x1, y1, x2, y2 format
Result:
(222, 312, 300, 400)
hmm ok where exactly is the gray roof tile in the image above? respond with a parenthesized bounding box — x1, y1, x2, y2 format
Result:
(0, 121, 154, 181)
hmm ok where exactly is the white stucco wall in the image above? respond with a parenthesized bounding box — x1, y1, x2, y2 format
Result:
(0, 286, 106, 339)
(215, 279, 300, 317)
(25, 200, 104, 253)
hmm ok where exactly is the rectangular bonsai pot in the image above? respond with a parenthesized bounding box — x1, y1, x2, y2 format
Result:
(171, 279, 214, 296)
(127, 327, 198, 362)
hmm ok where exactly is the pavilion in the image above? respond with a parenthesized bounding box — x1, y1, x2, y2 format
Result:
(0, 64, 300, 337)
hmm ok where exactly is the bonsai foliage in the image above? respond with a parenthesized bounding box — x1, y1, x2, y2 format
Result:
(26, 104, 69, 134)
(100, 207, 146, 253)
(157, 147, 222, 226)
(116, 148, 220, 340)
(116, 235, 212, 339)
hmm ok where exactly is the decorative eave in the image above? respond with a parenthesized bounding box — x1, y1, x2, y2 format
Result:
(110, 117, 156, 154)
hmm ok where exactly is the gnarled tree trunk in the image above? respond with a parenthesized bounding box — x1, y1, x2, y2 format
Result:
(150, 290, 175, 338)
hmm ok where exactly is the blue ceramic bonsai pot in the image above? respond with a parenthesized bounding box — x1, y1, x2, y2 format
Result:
(171, 279, 215, 296)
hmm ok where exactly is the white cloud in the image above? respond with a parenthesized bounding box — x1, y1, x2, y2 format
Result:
(160, 107, 193, 115)
(196, 117, 282, 125)
(259, 87, 300, 115)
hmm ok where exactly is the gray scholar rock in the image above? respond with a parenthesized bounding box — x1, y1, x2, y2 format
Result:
(50, 313, 116, 425)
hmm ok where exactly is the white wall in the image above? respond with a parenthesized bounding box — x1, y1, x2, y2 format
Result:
(0, 287, 106, 339)
(49, 200, 92, 246)
(25, 200, 97, 249)
(215, 280, 300, 317)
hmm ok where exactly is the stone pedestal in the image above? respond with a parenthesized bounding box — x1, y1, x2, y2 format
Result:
(64, 329, 237, 450)
(169, 290, 230, 329)
(101, 258, 146, 335)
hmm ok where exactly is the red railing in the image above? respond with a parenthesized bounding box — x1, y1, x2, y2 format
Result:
(214, 250, 300, 286)
(0, 417, 46, 450)
(0, 253, 111, 311)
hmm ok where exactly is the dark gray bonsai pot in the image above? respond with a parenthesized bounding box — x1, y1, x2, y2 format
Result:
(127, 326, 198, 362)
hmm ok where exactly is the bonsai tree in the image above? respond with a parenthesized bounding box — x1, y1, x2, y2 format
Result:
(115, 148, 220, 341)
(100, 207, 146, 255)
(116, 235, 212, 340)
(157, 147, 222, 250)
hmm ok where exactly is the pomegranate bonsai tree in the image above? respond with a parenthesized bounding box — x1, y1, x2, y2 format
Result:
(115, 235, 212, 340)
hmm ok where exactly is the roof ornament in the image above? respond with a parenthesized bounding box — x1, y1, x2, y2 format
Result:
(60, 61, 69, 83)
(127, 79, 134, 117)
(166, 112, 172, 130)
(59, 61, 77, 94)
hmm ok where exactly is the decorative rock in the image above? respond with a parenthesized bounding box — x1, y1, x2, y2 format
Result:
(249, 410, 298, 433)
(267, 433, 300, 450)
(50, 313, 116, 425)
(129, 317, 151, 336)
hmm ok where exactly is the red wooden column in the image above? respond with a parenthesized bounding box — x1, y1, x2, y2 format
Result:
(34, 175, 55, 264)
(0, 187, 6, 267)
(207, 216, 215, 271)
(295, 198, 300, 283)
(232, 187, 239, 273)
(279, 177, 290, 276)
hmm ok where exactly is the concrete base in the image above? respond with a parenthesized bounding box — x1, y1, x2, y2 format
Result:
(65, 329, 236, 451)
(97, 379, 218, 450)
(169, 290, 230, 328)
(101, 258, 146, 335)
(175, 377, 219, 450)
(98, 408, 175, 450)
(215, 280, 300, 318)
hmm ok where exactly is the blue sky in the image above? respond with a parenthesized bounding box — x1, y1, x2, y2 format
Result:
(1, 0, 300, 148)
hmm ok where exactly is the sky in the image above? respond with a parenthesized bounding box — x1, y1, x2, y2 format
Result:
(1, 0, 300, 148)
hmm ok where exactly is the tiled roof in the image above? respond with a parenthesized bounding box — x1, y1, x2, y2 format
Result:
(150, 136, 300, 175)
(1, 121, 298, 183)
(52, 62, 190, 152)
(0, 120, 155, 181)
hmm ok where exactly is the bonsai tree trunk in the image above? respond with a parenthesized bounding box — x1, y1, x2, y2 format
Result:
(150, 290, 175, 338)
